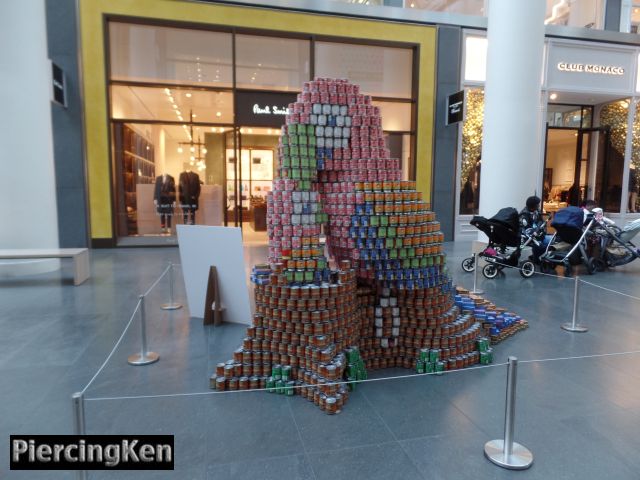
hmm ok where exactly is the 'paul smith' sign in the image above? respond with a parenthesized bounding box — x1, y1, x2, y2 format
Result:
(252, 104, 289, 115)
(236, 91, 298, 127)
(557, 62, 625, 75)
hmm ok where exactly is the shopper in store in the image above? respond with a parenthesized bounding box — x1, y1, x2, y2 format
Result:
(519, 195, 550, 264)
(153, 173, 176, 234)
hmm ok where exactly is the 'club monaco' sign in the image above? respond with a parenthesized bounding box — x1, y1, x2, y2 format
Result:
(557, 62, 625, 75)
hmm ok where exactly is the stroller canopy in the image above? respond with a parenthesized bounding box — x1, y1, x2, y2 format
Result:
(470, 207, 520, 247)
(551, 206, 584, 230)
(490, 207, 520, 232)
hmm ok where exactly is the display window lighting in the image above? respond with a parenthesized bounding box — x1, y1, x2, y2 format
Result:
(248, 128, 253, 134)
(164, 88, 171, 95)
(173, 104, 178, 109)
(186, 93, 192, 98)
(176, 110, 181, 116)
(193, 114, 197, 118)
(177, 147, 183, 153)
(216, 112, 222, 117)
(190, 146, 195, 153)
(190, 155, 195, 161)
(550, 93, 558, 100)
(240, 128, 245, 134)
(178, 116, 184, 121)
(202, 148, 207, 154)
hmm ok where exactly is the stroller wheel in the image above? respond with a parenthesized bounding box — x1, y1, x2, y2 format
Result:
(587, 258, 599, 275)
(594, 258, 606, 272)
(483, 264, 499, 279)
(520, 261, 536, 278)
(461, 257, 475, 273)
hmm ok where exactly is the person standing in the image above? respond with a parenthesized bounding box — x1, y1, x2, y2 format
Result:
(629, 165, 638, 213)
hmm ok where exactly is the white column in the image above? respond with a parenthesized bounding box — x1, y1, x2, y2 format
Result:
(479, 0, 546, 220)
(0, 0, 60, 275)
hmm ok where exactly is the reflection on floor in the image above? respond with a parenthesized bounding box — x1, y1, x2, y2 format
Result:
(1, 242, 640, 479)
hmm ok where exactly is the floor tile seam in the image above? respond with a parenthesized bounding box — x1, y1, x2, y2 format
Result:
(285, 398, 318, 480)
(358, 389, 429, 480)
(205, 451, 310, 469)
(304, 439, 401, 457)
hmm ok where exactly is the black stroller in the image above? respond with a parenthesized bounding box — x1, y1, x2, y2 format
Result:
(539, 206, 597, 276)
(461, 207, 538, 279)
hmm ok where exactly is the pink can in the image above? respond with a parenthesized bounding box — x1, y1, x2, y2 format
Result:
(330, 93, 338, 104)
(343, 148, 351, 160)
(362, 116, 370, 126)
(347, 94, 357, 105)
(311, 92, 320, 103)
(338, 93, 347, 105)
(325, 159, 333, 170)
(320, 93, 329, 103)
(334, 148, 342, 160)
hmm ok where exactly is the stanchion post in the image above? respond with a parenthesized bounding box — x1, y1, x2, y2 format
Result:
(562, 276, 588, 332)
(484, 357, 533, 470)
(71, 392, 88, 480)
(161, 262, 183, 310)
(471, 253, 484, 294)
(128, 295, 160, 366)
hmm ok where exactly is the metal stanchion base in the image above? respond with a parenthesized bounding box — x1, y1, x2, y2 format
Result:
(561, 322, 588, 333)
(484, 440, 533, 470)
(160, 303, 183, 310)
(128, 352, 160, 366)
(470, 289, 484, 295)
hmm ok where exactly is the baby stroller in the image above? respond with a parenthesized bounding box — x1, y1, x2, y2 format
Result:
(539, 206, 597, 276)
(590, 213, 640, 269)
(461, 207, 540, 279)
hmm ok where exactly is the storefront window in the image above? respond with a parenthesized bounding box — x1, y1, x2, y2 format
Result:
(459, 88, 484, 215)
(111, 86, 234, 123)
(545, 0, 604, 29)
(109, 23, 233, 87)
(108, 21, 417, 243)
(314, 41, 413, 98)
(235, 35, 310, 91)
(546, 104, 592, 128)
(597, 100, 629, 212)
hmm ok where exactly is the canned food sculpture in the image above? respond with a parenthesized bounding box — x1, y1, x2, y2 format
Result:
(212, 78, 526, 414)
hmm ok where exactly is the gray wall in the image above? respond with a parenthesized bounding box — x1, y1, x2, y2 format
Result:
(46, 0, 89, 247)
(431, 25, 462, 241)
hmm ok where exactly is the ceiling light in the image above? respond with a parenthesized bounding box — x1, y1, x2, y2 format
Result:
(190, 156, 195, 161)
(183, 124, 187, 128)
(177, 147, 183, 153)
(216, 111, 222, 117)
(549, 93, 557, 100)
(267, 129, 272, 134)
(248, 128, 253, 134)
(410, 2, 415, 7)
(169, 96, 174, 103)
(219, 128, 224, 133)
(178, 115, 183, 121)
(173, 104, 178, 109)
(176, 110, 181, 116)
(164, 88, 171, 95)
(193, 114, 197, 118)
(190, 146, 195, 153)
(240, 128, 245, 134)
(185, 93, 192, 98)
(258, 63, 262, 67)
(202, 148, 207, 154)
(211, 127, 216, 132)
(190, 161, 195, 166)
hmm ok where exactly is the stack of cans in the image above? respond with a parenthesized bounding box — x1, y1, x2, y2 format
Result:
(213, 78, 528, 414)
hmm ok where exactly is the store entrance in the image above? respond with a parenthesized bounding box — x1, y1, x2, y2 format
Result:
(543, 126, 611, 212)
(225, 127, 279, 238)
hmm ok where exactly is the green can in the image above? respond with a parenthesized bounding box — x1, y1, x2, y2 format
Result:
(477, 337, 490, 352)
(275, 379, 285, 394)
(389, 249, 398, 259)
(304, 270, 314, 282)
(480, 352, 491, 365)
(380, 215, 389, 226)
(291, 156, 300, 168)
(403, 259, 412, 269)
(435, 361, 445, 375)
(388, 226, 396, 237)
(285, 270, 294, 283)
(399, 248, 407, 259)
(370, 216, 379, 227)
(282, 365, 292, 380)
(308, 145, 316, 156)
(378, 227, 387, 238)
(291, 169, 301, 180)
(308, 135, 316, 146)
(301, 156, 310, 168)
(300, 146, 308, 157)
(267, 376, 276, 393)
(288, 124, 298, 134)
(285, 380, 295, 396)
(298, 134, 307, 145)
(416, 360, 425, 374)
(347, 377, 356, 391)
(272, 364, 282, 380)
(425, 362, 435, 374)
(289, 135, 298, 145)
(408, 247, 415, 257)
(396, 238, 403, 248)
(419, 348, 429, 361)
(429, 349, 440, 363)
(281, 135, 289, 145)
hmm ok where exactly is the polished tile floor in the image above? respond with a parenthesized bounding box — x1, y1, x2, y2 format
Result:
(1, 242, 640, 479)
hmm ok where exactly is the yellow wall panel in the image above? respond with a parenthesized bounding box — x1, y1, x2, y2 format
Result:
(79, 0, 436, 239)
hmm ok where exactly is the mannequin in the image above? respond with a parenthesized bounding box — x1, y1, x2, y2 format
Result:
(179, 169, 201, 225)
(629, 165, 638, 213)
(154, 173, 176, 233)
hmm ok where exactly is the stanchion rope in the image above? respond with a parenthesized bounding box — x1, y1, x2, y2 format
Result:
(577, 278, 640, 302)
(142, 264, 172, 297)
(80, 298, 142, 395)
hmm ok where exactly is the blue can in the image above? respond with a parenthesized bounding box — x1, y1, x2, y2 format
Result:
(325, 148, 333, 159)
(380, 249, 388, 260)
(368, 227, 377, 238)
(361, 216, 369, 227)
(351, 216, 359, 227)
(376, 238, 384, 249)
(365, 204, 374, 215)
(328, 115, 336, 127)
(356, 205, 365, 215)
